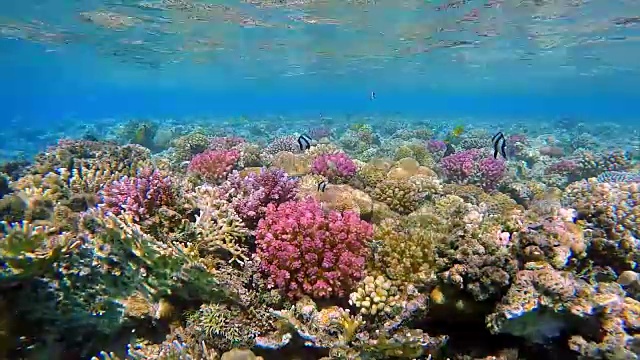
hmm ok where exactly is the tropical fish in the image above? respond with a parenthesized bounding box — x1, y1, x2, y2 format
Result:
(298, 134, 312, 151)
(491, 131, 507, 159)
(317, 180, 327, 192)
(451, 124, 465, 137)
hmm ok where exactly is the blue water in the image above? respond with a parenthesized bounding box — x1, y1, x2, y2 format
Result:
(1, 0, 640, 154)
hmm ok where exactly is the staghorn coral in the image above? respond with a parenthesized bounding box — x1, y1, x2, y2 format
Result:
(255, 197, 373, 299)
(188, 149, 241, 184)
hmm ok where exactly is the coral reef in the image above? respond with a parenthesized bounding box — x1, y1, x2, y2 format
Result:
(1, 118, 639, 360)
(254, 197, 373, 299)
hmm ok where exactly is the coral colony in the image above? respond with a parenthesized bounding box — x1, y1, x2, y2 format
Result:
(0, 122, 639, 360)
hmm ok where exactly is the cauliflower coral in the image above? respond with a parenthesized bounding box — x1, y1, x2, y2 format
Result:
(255, 197, 373, 299)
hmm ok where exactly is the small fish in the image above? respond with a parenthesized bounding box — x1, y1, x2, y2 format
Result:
(491, 131, 507, 160)
(444, 142, 456, 157)
(451, 124, 465, 137)
(317, 181, 327, 192)
(370, 91, 376, 100)
(298, 134, 312, 151)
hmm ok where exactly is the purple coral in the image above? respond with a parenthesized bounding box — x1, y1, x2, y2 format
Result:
(219, 168, 299, 228)
(310, 152, 357, 183)
(426, 139, 447, 153)
(478, 157, 507, 190)
(440, 149, 481, 181)
(100, 168, 174, 221)
(255, 197, 372, 299)
(440, 149, 506, 190)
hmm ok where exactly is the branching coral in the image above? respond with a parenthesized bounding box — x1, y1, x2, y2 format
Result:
(188, 149, 240, 184)
(100, 168, 175, 222)
(440, 149, 507, 190)
(255, 197, 373, 299)
(216, 168, 299, 229)
(371, 218, 438, 286)
(310, 152, 357, 183)
(193, 185, 250, 266)
(371, 178, 423, 215)
(255, 296, 446, 359)
(348, 275, 401, 316)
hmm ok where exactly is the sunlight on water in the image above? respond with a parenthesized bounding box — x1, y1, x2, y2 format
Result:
(2, 0, 640, 88)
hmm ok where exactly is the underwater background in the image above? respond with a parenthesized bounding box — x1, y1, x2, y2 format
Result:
(1, 1, 640, 360)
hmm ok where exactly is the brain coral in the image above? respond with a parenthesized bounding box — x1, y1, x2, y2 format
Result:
(255, 197, 373, 299)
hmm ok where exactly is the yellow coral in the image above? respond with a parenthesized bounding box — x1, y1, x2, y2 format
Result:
(194, 185, 250, 265)
(371, 178, 421, 215)
(270, 151, 310, 177)
(371, 218, 437, 285)
(357, 158, 393, 189)
(349, 275, 401, 316)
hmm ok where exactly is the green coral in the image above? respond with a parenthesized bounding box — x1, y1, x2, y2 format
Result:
(186, 302, 256, 351)
(0, 209, 229, 358)
(172, 132, 210, 162)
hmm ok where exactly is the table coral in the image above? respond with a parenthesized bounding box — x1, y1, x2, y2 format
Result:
(254, 197, 373, 299)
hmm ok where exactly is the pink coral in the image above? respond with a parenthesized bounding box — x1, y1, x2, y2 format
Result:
(255, 197, 373, 299)
(310, 152, 357, 183)
(100, 168, 174, 221)
(440, 149, 481, 181)
(218, 168, 299, 228)
(187, 149, 240, 183)
(440, 149, 506, 190)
